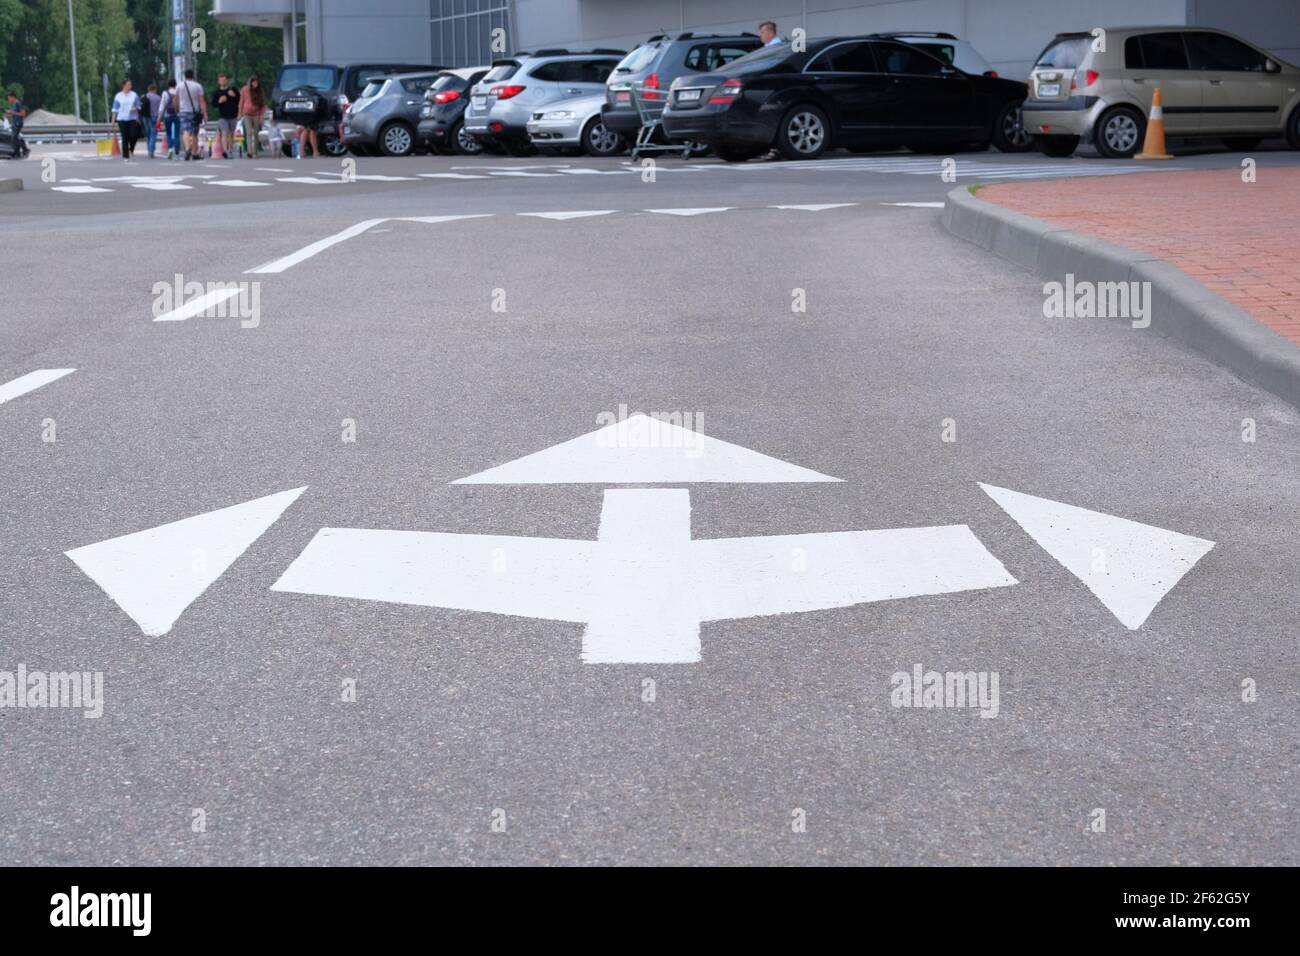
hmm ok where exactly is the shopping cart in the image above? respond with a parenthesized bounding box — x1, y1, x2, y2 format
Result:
(628, 84, 692, 162)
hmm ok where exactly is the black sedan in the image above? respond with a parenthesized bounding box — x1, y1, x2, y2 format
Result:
(417, 67, 489, 155)
(662, 35, 1028, 161)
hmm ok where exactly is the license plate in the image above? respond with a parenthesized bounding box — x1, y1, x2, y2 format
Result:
(1037, 82, 1060, 97)
(286, 99, 313, 110)
(615, 92, 630, 104)
(677, 89, 701, 102)
(472, 96, 487, 109)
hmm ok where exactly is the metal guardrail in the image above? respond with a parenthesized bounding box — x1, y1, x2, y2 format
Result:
(20, 124, 117, 143)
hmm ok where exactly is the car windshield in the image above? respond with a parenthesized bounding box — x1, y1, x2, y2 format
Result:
(614, 42, 663, 74)
(717, 42, 799, 74)
(1036, 37, 1089, 69)
(279, 65, 338, 90)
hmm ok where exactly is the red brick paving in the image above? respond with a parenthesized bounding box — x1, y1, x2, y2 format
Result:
(979, 167, 1300, 347)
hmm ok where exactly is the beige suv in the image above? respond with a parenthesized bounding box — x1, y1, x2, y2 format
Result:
(1023, 26, 1300, 158)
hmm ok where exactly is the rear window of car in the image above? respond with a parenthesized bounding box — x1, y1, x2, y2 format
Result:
(400, 76, 435, 93)
(875, 41, 946, 75)
(429, 73, 468, 93)
(683, 43, 760, 72)
(614, 42, 663, 74)
(482, 62, 520, 82)
(910, 42, 957, 64)
(1185, 31, 1268, 71)
(279, 65, 338, 90)
(359, 79, 387, 98)
(1035, 37, 1089, 69)
(718, 43, 799, 74)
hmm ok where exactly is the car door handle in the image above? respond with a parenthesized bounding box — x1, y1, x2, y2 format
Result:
(565, 88, 584, 94)
(1208, 79, 1223, 85)
(1132, 77, 1146, 83)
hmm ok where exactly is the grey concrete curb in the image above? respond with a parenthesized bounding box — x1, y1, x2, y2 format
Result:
(0, 178, 22, 193)
(943, 184, 1300, 410)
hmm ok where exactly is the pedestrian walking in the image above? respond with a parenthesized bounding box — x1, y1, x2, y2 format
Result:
(110, 78, 142, 160)
(143, 83, 162, 158)
(240, 75, 266, 159)
(161, 78, 181, 158)
(4, 91, 28, 158)
(211, 72, 240, 158)
(176, 68, 207, 161)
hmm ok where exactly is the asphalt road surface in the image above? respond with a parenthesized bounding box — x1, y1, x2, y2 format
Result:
(1, 145, 1298, 865)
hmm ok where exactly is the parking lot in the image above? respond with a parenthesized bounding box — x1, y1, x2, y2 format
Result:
(3, 132, 1299, 867)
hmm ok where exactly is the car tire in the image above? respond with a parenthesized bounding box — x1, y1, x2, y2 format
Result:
(1287, 106, 1300, 149)
(992, 102, 1034, 153)
(1034, 134, 1080, 158)
(322, 134, 348, 157)
(714, 143, 765, 162)
(1220, 137, 1263, 151)
(449, 121, 483, 156)
(774, 104, 830, 160)
(581, 115, 624, 157)
(1093, 105, 1145, 159)
(378, 121, 414, 157)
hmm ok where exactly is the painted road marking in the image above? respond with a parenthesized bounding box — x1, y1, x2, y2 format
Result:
(208, 179, 271, 187)
(397, 214, 494, 224)
(66, 487, 306, 637)
(256, 167, 294, 172)
(272, 488, 1016, 664)
(419, 173, 489, 179)
(644, 207, 733, 217)
(518, 210, 618, 221)
(980, 483, 1214, 629)
(771, 203, 858, 211)
(130, 182, 192, 190)
(490, 171, 564, 178)
(245, 218, 389, 274)
(274, 176, 345, 185)
(453, 413, 840, 484)
(52, 185, 111, 193)
(153, 286, 245, 322)
(0, 369, 76, 405)
(882, 202, 945, 208)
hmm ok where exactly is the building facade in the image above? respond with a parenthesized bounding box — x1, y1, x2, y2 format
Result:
(213, 0, 1300, 76)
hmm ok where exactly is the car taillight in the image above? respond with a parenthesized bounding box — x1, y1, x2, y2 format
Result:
(434, 90, 460, 104)
(491, 84, 525, 99)
(1070, 70, 1099, 91)
(707, 78, 743, 105)
(983, 69, 999, 78)
(643, 73, 660, 100)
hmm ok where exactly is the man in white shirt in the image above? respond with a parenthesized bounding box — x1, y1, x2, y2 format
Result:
(110, 78, 141, 160)
(759, 21, 783, 46)
(176, 68, 207, 161)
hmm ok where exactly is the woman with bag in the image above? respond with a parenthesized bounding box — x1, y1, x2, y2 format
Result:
(240, 75, 266, 159)
(161, 78, 181, 159)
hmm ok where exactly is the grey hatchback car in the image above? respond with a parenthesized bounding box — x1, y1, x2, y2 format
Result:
(602, 32, 764, 142)
(342, 71, 439, 156)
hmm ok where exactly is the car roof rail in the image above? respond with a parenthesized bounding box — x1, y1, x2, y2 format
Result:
(874, 31, 959, 40)
(532, 48, 571, 56)
(589, 48, 626, 54)
(495, 55, 525, 63)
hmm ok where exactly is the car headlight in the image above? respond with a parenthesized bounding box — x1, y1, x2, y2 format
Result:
(542, 110, 575, 119)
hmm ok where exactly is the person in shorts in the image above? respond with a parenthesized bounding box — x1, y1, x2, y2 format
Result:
(177, 68, 207, 161)
(211, 72, 241, 158)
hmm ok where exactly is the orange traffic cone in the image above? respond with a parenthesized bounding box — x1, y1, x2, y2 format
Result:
(212, 131, 223, 159)
(1134, 87, 1173, 160)
(110, 133, 121, 156)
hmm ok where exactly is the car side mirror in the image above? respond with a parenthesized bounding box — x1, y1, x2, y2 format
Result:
(939, 66, 960, 77)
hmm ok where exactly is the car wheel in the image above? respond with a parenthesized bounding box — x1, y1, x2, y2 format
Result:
(1220, 137, 1263, 151)
(775, 105, 829, 160)
(582, 116, 624, 157)
(1287, 106, 1300, 149)
(714, 143, 764, 162)
(993, 102, 1034, 153)
(1094, 105, 1144, 159)
(322, 134, 348, 157)
(449, 121, 482, 155)
(1034, 134, 1080, 158)
(378, 122, 414, 157)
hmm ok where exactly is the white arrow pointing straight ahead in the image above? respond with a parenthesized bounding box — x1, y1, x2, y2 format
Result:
(272, 488, 1016, 663)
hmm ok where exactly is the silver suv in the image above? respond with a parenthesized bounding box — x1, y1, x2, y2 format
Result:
(1024, 26, 1300, 158)
(464, 50, 623, 156)
(341, 71, 439, 156)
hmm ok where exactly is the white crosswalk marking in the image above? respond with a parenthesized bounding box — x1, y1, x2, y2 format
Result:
(208, 179, 271, 187)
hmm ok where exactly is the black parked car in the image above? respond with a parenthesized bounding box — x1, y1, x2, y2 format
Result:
(273, 62, 442, 156)
(417, 67, 490, 155)
(661, 35, 1028, 161)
